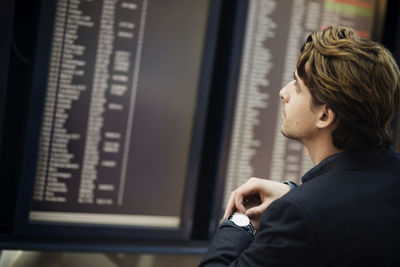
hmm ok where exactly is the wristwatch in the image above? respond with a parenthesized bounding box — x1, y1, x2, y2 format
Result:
(220, 212, 256, 236)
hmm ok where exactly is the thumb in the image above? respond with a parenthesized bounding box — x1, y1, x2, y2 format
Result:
(245, 203, 269, 218)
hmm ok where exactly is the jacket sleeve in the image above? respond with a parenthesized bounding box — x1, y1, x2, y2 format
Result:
(198, 197, 317, 267)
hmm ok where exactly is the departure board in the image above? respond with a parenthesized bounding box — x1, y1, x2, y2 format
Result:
(29, 0, 211, 228)
(223, 0, 377, 207)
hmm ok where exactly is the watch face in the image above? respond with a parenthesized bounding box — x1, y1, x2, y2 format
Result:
(231, 213, 250, 227)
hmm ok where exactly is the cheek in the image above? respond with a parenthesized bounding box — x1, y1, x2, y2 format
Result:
(286, 100, 301, 116)
(288, 105, 312, 125)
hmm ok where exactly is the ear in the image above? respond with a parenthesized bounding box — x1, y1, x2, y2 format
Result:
(316, 105, 336, 129)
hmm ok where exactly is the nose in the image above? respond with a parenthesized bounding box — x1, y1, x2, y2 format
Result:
(279, 84, 289, 103)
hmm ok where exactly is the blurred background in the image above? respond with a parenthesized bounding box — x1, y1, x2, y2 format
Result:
(0, 0, 399, 266)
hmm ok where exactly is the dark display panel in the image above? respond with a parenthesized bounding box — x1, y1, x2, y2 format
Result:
(219, 0, 378, 216)
(0, 0, 221, 250)
(29, 0, 211, 228)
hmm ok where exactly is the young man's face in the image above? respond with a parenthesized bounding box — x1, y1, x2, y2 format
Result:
(279, 71, 320, 143)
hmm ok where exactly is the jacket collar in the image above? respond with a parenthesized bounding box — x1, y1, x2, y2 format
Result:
(301, 147, 398, 183)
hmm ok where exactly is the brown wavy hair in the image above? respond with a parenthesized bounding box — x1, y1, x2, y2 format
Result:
(297, 26, 400, 150)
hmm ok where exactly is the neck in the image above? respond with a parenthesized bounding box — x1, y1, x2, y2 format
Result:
(304, 138, 343, 165)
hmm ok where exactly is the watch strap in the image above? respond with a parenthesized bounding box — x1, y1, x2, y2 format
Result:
(282, 180, 297, 190)
(220, 214, 256, 236)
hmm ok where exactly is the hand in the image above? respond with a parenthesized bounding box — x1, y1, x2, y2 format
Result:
(223, 178, 290, 228)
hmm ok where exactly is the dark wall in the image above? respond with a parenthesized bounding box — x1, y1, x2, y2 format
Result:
(382, 0, 400, 62)
(381, 0, 400, 150)
(0, 0, 41, 233)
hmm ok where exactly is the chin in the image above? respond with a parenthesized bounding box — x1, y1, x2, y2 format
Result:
(281, 128, 289, 138)
(281, 129, 301, 142)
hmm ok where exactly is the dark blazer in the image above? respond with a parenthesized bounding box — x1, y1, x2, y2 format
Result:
(199, 148, 400, 266)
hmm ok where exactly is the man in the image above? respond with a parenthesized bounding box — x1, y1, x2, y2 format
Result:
(199, 26, 400, 266)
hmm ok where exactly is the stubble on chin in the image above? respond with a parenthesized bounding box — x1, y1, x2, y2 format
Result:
(280, 126, 301, 142)
(280, 128, 290, 139)
(280, 123, 289, 138)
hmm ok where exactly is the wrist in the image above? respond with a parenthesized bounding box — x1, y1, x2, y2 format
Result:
(220, 213, 256, 236)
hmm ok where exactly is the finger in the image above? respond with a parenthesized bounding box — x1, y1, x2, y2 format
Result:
(224, 177, 264, 218)
(245, 201, 271, 218)
(234, 192, 246, 214)
(223, 192, 236, 219)
(236, 178, 266, 196)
